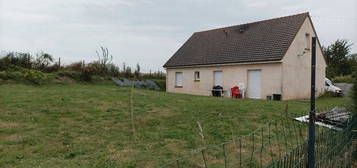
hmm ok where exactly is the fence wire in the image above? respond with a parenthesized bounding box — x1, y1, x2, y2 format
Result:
(160, 106, 355, 168)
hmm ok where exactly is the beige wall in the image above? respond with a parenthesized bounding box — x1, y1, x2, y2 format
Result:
(281, 17, 326, 100)
(166, 63, 282, 98)
(165, 17, 326, 100)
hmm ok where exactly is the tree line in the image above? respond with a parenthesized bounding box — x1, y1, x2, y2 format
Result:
(0, 46, 165, 82)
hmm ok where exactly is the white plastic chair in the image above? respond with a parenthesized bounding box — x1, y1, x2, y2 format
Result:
(238, 83, 245, 98)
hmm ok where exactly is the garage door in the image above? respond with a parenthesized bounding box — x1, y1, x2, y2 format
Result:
(214, 71, 223, 86)
(248, 70, 262, 99)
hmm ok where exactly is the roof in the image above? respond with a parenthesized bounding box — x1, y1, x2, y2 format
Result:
(163, 12, 310, 68)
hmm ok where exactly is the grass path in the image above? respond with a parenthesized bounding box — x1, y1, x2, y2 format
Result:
(0, 83, 351, 167)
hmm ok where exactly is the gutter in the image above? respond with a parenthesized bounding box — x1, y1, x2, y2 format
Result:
(164, 60, 282, 69)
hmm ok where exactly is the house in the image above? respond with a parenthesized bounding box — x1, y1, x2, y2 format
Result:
(163, 12, 326, 100)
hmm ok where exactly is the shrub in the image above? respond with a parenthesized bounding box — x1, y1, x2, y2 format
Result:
(32, 52, 54, 71)
(22, 69, 48, 85)
(65, 61, 84, 72)
(0, 71, 8, 80)
(2, 67, 48, 85)
(332, 75, 355, 83)
(151, 79, 166, 90)
(6, 71, 23, 81)
(80, 67, 94, 82)
(0, 52, 32, 70)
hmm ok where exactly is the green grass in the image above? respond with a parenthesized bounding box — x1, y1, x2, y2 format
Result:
(0, 83, 351, 167)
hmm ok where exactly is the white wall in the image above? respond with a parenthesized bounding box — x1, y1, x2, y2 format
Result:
(166, 63, 282, 98)
(281, 17, 326, 100)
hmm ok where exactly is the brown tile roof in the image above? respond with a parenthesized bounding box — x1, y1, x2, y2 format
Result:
(163, 12, 309, 67)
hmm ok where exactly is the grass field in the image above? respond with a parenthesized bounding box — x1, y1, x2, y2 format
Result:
(0, 83, 352, 167)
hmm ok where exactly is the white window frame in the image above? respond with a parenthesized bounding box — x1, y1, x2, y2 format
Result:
(305, 33, 310, 50)
(175, 72, 183, 87)
(194, 71, 200, 81)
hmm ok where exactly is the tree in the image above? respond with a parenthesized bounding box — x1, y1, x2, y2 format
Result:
(95, 46, 113, 75)
(34, 52, 54, 70)
(134, 63, 141, 79)
(323, 39, 353, 78)
(124, 66, 132, 78)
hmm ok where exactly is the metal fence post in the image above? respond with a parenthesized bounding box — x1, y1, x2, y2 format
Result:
(308, 37, 317, 168)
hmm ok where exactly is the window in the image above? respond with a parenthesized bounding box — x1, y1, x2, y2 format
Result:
(175, 72, 183, 87)
(194, 71, 200, 81)
(305, 33, 310, 50)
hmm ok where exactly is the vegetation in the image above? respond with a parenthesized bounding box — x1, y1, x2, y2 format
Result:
(0, 83, 351, 167)
(323, 39, 356, 79)
(332, 75, 355, 83)
(0, 48, 165, 85)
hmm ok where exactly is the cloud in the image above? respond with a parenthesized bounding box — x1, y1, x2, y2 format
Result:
(1, 0, 356, 71)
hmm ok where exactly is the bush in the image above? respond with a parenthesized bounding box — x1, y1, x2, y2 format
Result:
(0, 71, 8, 80)
(22, 69, 48, 85)
(65, 61, 84, 72)
(151, 79, 166, 90)
(0, 52, 32, 70)
(80, 67, 94, 82)
(6, 71, 23, 81)
(1, 67, 48, 85)
(332, 75, 355, 83)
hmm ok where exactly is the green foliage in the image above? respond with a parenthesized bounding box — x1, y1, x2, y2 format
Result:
(0, 67, 49, 85)
(0, 52, 32, 70)
(332, 75, 355, 83)
(0, 71, 7, 80)
(22, 69, 48, 85)
(150, 79, 166, 90)
(0, 49, 166, 82)
(134, 63, 140, 79)
(142, 71, 166, 80)
(6, 71, 23, 81)
(323, 39, 355, 78)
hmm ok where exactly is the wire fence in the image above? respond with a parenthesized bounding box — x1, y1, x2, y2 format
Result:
(267, 117, 355, 168)
(159, 105, 355, 168)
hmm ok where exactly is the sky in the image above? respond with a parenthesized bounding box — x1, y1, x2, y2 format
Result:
(0, 0, 356, 72)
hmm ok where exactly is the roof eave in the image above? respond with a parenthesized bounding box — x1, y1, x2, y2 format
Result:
(164, 60, 283, 69)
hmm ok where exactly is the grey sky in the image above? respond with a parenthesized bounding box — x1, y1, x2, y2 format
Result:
(1, 0, 356, 72)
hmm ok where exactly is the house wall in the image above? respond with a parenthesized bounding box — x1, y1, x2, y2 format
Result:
(281, 17, 326, 100)
(166, 63, 282, 98)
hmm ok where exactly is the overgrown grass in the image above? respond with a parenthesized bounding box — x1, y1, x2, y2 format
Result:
(0, 83, 351, 167)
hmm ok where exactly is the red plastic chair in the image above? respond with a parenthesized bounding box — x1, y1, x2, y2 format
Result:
(231, 86, 241, 98)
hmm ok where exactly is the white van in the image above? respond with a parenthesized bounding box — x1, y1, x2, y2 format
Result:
(325, 78, 343, 96)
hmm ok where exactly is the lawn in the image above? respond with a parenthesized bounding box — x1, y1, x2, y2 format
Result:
(0, 83, 351, 167)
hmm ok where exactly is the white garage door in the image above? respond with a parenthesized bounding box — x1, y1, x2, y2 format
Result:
(248, 70, 262, 99)
(214, 71, 223, 86)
